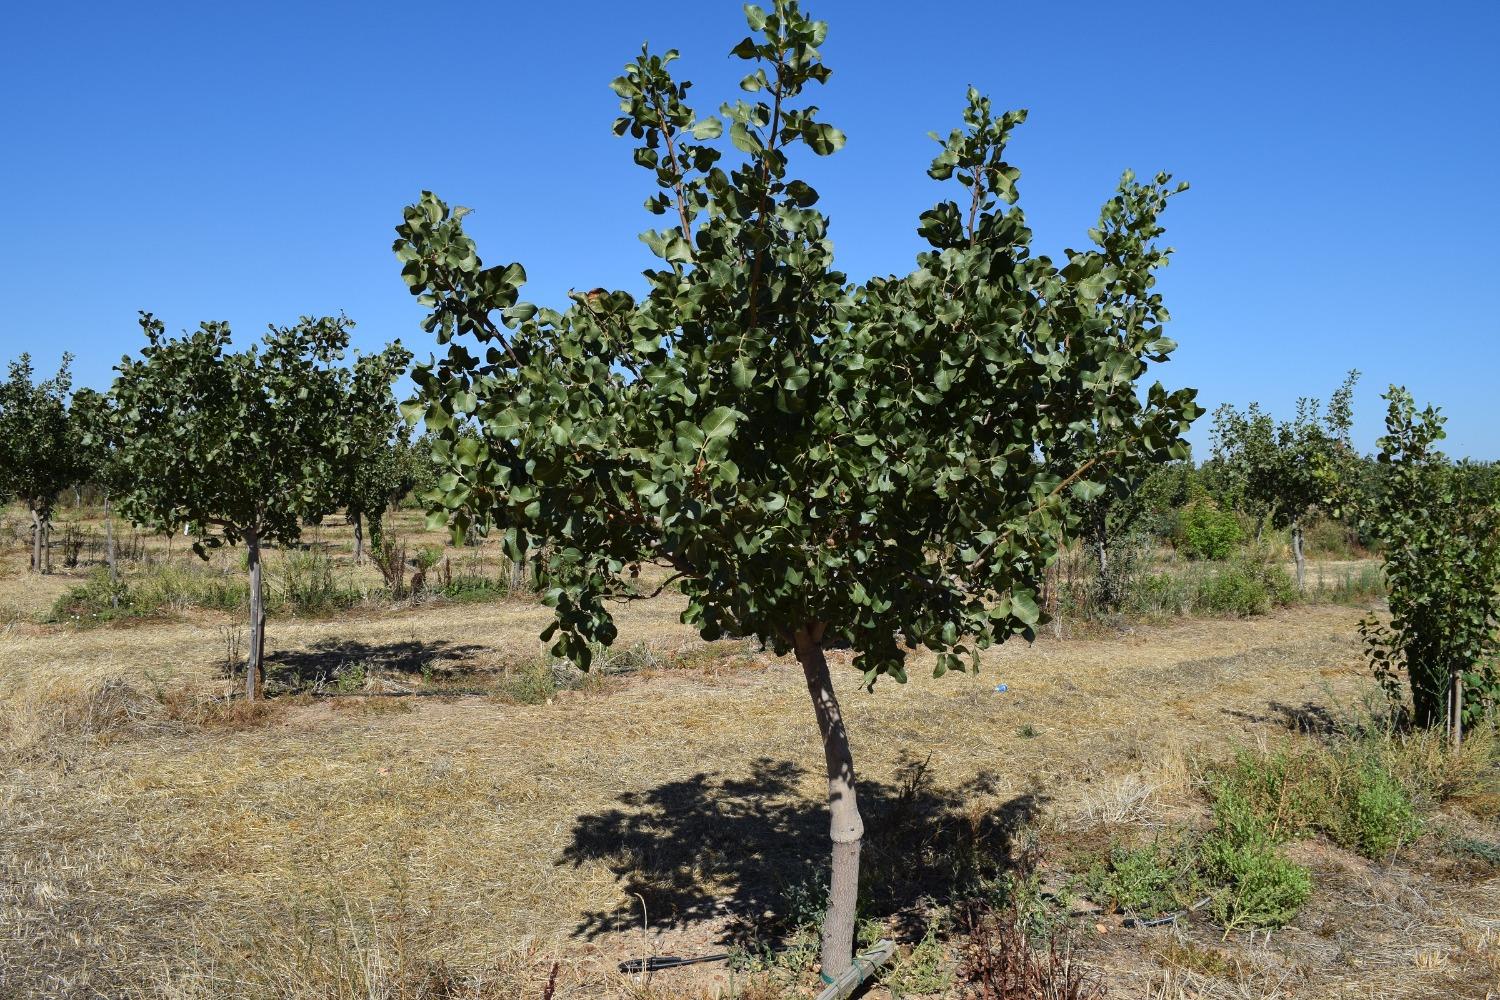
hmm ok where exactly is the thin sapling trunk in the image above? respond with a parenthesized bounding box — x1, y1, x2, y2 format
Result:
(1291, 521, 1305, 592)
(245, 528, 267, 701)
(353, 509, 365, 564)
(29, 507, 42, 573)
(105, 496, 119, 608)
(793, 626, 864, 980)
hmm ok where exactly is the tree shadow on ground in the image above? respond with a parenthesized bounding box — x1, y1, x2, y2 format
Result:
(264, 638, 490, 688)
(560, 754, 1046, 944)
(1223, 700, 1340, 736)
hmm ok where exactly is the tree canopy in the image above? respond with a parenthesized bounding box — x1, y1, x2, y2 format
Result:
(1361, 387, 1500, 738)
(395, 0, 1198, 976)
(335, 343, 415, 560)
(1210, 371, 1359, 586)
(111, 312, 406, 698)
(0, 353, 84, 572)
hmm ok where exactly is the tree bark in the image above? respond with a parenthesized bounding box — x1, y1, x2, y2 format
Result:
(793, 626, 863, 981)
(1093, 507, 1111, 610)
(1291, 522, 1305, 592)
(1451, 670, 1464, 748)
(353, 510, 364, 564)
(29, 507, 42, 573)
(105, 496, 119, 608)
(246, 529, 267, 702)
(367, 511, 384, 560)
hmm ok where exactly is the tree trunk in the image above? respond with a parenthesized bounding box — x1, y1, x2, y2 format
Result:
(367, 511, 384, 560)
(29, 507, 42, 573)
(792, 626, 863, 981)
(353, 510, 364, 564)
(246, 529, 267, 702)
(43, 516, 52, 574)
(1450, 670, 1464, 748)
(1093, 507, 1111, 610)
(1291, 522, 1305, 592)
(105, 496, 119, 608)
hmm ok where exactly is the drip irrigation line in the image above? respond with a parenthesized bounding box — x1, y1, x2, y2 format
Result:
(1122, 895, 1213, 929)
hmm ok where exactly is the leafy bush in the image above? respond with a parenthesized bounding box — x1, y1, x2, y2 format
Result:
(275, 550, 363, 615)
(1302, 516, 1362, 559)
(880, 923, 952, 999)
(1310, 564, 1384, 605)
(333, 661, 369, 693)
(1328, 757, 1420, 857)
(1194, 565, 1269, 617)
(51, 563, 248, 622)
(1207, 749, 1320, 843)
(1084, 841, 1194, 917)
(1207, 737, 1424, 860)
(1197, 831, 1311, 932)
(1178, 499, 1242, 560)
(1360, 388, 1500, 732)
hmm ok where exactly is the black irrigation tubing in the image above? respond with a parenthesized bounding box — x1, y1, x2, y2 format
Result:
(622, 894, 1216, 973)
(1122, 895, 1213, 929)
(617, 953, 731, 973)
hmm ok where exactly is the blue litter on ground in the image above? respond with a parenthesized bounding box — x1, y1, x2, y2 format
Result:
(994, 683, 1009, 693)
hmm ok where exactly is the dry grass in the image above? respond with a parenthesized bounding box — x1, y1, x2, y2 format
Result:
(1, 508, 1496, 998)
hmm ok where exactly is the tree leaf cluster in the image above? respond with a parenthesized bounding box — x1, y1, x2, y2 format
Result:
(394, 0, 1200, 683)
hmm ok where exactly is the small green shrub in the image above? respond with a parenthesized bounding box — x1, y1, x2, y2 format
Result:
(1320, 751, 1421, 857)
(1442, 836, 1500, 869)
(1179, 500, 1242, 561)
(333, 661, 369, 693)
(51, 569, 134, 623)
(881, 923, 952, 999)
(497, 661, 558, 705)
(275, 550, 362, 615)
(52, 562, 251, 622)
(1208, 737, 1423, 861)
(1207, 749, 1319, 843)
(1084, 841, 1195, 917)
(1198, 832, 1311, 932)
(438, 574, 511, 603)
(1312, 564, 1384, 605)
(1194, 566, 1269, 617)
(1120, 571, 1191, 619)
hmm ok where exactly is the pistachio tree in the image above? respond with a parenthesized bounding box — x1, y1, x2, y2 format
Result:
(71, 387, 132, 599)
(336, 345, 414, 562)
(0, 354, 83, 573)
(395, 0, 1198, 976)
(1210, 371, 1359, 588)
(1360, 388, 1500, 743)
(111, 313, 402, 700)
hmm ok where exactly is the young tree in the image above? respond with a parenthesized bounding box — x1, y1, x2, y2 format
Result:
(71, 387, 133, 600)
(336, 346, 414, 563)
(1211, 371, 1359, 589)
(111, 313, 402, 700)
(0, 354, 84, 573)
(395, 1, 1198, 976)
(1360, 388, 1500, 744)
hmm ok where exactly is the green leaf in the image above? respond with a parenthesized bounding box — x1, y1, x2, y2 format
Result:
(691, 117, 724, 140)
(702, 406, 742, 440)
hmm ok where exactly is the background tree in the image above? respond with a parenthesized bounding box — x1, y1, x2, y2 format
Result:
(71, 387, 133, 601)
(111, 313, 399, 701)
(336, 345, 414, 563)
(1210, 371, 1359, 589)
(395, 0, 1198, 977)
(1360, 387, 1500, 744)
(0, 354, 84, 573)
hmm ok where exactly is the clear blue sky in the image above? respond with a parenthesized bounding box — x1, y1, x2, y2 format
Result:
(3, 1, 1496, 458)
